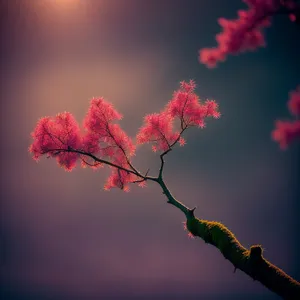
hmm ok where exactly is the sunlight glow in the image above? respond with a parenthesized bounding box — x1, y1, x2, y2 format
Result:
(31, 0, 88, 19)
(24, 0, 94, 38)
(44, 0, 83, 13)
(50, 0, 81, 8)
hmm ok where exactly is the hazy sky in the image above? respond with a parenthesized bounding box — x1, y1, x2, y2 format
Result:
(0, 0, 299, 299)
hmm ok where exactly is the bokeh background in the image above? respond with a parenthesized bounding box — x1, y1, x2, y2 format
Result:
(0, 0, 299, 299)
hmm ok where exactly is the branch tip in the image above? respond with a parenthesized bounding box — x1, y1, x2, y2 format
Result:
(187, 206, 197, 218)
(250, 244, 263, 260)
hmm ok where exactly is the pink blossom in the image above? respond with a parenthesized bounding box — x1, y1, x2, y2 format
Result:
(290, 12, 296, 20)
(199, 48, 226, 68)
(82, 97, 136, 159)
(272, 86, 300, 149)
(205, 100, 221, 118)
(187, 232, 196, 239)
(272, 120, 300, 149)
(82, 97, 136, 189)
(179, 79, 197, 92)
(179, 137, 186, 146)
(165, 81, 220, 128)
(103, 163, 138, 192)
(288, 86, 300, 117)
(136, 111, 178, 152)
(138, 181, 147, 188)
(29, 112, 81, 171)
(199, 0, 300, 67)
(82, 97, 137, 190)
(137, 81, 220, 152)
(29, 97, 138, 190)
(29, 82, 220, 189)
(152, 145, 158, 152)
(182, 221, 195, 239)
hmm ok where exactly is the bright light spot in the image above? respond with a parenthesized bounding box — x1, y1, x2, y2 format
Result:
(52, 0, 81, 7)
(26, 0, 92, 36)
(46, 0, 83, 12)
(31, 0, 87, 17)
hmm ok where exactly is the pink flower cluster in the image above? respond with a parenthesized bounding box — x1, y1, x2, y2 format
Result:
(136, 111, 179, 152)
(104, 167, 138, 192)
(29, 97, 137, 190)
(82, 97, 137, 191)
(272, 87, 300, 149)
(199, 0, 299, 67)
(29, 82, 220, 190)
(29, 112, 82, 171)
(136, 80, 220, 152)
(82, 97, 135, 157)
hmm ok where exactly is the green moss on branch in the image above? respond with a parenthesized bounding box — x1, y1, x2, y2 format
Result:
(186, 217, 300, 299)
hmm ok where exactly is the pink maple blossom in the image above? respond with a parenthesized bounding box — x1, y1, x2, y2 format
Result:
(272, 120, 300, 149)
(104, 165, 138, 192)
(165, 80, 220, 128)
(138, 181, 147, 188)
(82, 97, 136, 158)
(29, 112, 82, 171)
(199, 1, 299, 150)
(136, 80, 220, 152)
(30, 82, 220, 189)
(199, 0, 299, 67)
(136, 111, 179, 152)
(26, 95, 154, 189)
(199, 48, 226, 68)
(272, 86, 300, 149)
(287, 86, 300, 117)
(178, 137, 186, 146)
(81, 97, 137, 190)
(29, 97, 137, 190)
(182, 221, 195, 239)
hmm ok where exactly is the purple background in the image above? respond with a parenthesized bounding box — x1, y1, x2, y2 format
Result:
(1, 0, 299, 299)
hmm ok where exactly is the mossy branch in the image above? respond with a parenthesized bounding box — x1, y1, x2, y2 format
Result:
(158, 178, 300, 299)
(186, 217, 300, 299)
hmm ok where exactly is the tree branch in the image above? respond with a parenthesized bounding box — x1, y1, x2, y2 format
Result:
(155, 177, 300, 298)
(158, 126, 188, 180)
(37, 117, 300, 298)
(43, 148, 157, 182)
(158, 148, 172, 179)
(103, 122, 139, 174)
(157, 177, 197, 219)
(186, 217, 300, 299)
